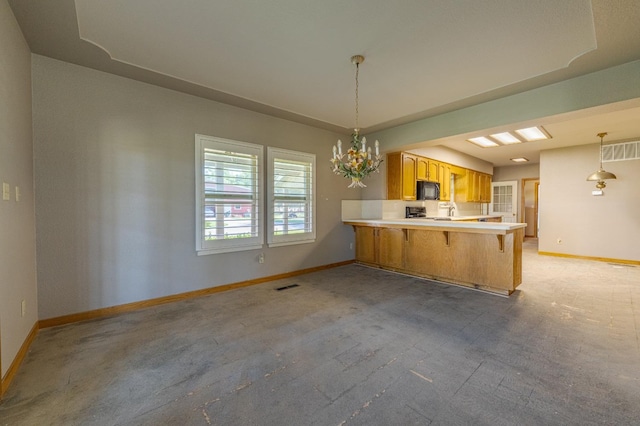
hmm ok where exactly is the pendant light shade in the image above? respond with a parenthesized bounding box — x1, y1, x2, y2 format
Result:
(586, 132, 616, 189)
(586, 169, 617, 181)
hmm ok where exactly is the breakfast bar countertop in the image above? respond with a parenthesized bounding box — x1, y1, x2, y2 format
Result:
(343, 218, 526, 234)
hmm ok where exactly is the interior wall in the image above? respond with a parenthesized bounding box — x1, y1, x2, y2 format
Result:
(366, 60, 640, 150)
(408, 146, 494, 174)
(539, 144, 639, 261)
(0, 0, 38, 379)
(492, 163, 540, 223)
(32, 55, 355, 320)
(523, 180, 538, 236)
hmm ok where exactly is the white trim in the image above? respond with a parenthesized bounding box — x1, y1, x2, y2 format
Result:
(195, 134, 264, 255)
(267, 147, 316, 247)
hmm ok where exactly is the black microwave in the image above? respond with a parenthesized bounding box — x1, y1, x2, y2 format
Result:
(417, 181, 440, 200)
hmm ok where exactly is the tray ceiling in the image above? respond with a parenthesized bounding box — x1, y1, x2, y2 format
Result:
(9, 0, 640, 166)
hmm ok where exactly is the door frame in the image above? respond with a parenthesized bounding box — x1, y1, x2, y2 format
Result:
(521, 177, 540, 238)
(490, 180, 518, 222)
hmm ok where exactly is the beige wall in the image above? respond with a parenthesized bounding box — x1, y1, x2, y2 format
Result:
(32, 55, 355, 320)
(539, 144, 639, 261)
(0, 0, 38, 379)
(367, 60, 640, 150)
(493, 163, 540, 222)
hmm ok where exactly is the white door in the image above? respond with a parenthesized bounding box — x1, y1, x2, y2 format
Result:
(490, 180, 518, 223)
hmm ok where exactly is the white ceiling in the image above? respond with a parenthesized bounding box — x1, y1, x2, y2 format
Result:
(73, 0, 597, 130)
(9, 0, 640, 167)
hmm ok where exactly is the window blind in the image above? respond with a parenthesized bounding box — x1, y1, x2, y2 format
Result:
(196, 135, 263, 255)
(268, 148, 315, 247)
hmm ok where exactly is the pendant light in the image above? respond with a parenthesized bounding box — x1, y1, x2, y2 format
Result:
(586, 132, 616, 189)
(330, 55, 382, 188)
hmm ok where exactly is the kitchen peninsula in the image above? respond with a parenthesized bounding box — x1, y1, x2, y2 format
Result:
(344, 218, 526, 295)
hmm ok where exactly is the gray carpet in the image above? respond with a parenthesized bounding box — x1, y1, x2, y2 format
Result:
(1, 240, 639, 425)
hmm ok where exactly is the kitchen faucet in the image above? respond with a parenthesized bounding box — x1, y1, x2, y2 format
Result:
(448, 205, 456, 217)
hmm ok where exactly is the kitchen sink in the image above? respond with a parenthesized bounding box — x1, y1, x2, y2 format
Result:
(426, 217, 452, 221)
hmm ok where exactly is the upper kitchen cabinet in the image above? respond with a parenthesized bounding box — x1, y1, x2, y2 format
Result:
(438, 162, 451, 201)
(387, 152, 417, 200)
(454, 169, 492, 202)
(416, 157, 428, 181)
(416, 157, 439, 182)
(387, 151, 487, 202)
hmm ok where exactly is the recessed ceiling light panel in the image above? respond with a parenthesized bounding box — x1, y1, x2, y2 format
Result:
(467, 137, 499, 148)
(490, 132, 521, 144)
(515, 126, 551, 141)
(510, 157, 529, 162)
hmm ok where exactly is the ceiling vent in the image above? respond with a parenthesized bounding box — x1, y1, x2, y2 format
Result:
(602, 141, 640, 162)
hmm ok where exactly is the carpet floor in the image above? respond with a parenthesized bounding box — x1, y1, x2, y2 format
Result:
(1, 240, 639, 425)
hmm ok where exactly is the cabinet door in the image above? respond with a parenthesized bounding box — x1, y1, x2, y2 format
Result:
(481, 174, 492, 203)
(354, 226, 377, 264)
(416, 157, 429, 180)
(465, 170, 477, 202)
(428, 161, 439, 182)
(378, 228, 405, 269)
(402, 154, 417, 200)
(438, 163, 451, 201)
(454, 171, 468, 202)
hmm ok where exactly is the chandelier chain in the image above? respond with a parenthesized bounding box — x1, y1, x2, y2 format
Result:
(354, 62, 359, 132)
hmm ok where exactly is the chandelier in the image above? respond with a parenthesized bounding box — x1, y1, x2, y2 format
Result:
(331, 55, 382, 188)
(586, 132, 617, 189)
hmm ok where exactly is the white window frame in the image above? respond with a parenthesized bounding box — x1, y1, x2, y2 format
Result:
(267, 148, 316, 247)
(195, 134, 263, 255)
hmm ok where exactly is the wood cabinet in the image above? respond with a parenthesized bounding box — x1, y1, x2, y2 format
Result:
(354, 226, 405, 270)
(480, 173, 492, 203)
(354, 226, 377, 264)
(454, 169, 492, 202)
(349, 222, 525, 295)
(387, 151, 489, 203)
(387, 152, 417, 200)
(428, 161, 439, 182)
(416, 156, 429, 181)
(377, 228, 406, 269)
(438, 163, 451, 201)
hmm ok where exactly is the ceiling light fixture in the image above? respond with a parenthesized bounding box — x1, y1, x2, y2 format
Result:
(331, 55, 382, 188)
(586, 132, 617, 189)
(510, 157, 529, 163)
(467, 136, 499, 148)
(515, 126, 550, 142)
(491, 132, 522, 144)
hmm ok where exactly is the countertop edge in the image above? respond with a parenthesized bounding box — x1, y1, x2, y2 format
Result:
(343, 219, 527, 233)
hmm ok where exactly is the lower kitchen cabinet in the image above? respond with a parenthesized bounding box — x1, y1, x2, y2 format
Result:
(354, 226, 377, 264)
(377, 228, 406, 269)
(355, 226, 405, 270)
(350, 223, 524, 295)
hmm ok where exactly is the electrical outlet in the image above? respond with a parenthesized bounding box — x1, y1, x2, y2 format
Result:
(21, 300, 26, 317)
(557, 238, 562, 244)
(15, 186, 21, 202)
(349, 243, 353, 250)
(259, 253, 265, 264)
(2, 182, 10, 201)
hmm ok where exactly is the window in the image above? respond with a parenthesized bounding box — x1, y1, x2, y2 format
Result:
(267, 148, 315, 247)
(195, 134, 263, 255)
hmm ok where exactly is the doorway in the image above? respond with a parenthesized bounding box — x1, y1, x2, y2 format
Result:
(522, 178, 540, 238)
(490, 180, 518, 223)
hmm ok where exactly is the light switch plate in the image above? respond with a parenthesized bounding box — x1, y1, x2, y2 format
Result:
(2, 182, 10, 201)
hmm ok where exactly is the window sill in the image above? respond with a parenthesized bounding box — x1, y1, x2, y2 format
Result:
(267, 239, 315, 248)
(197, 244, 263, 256)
